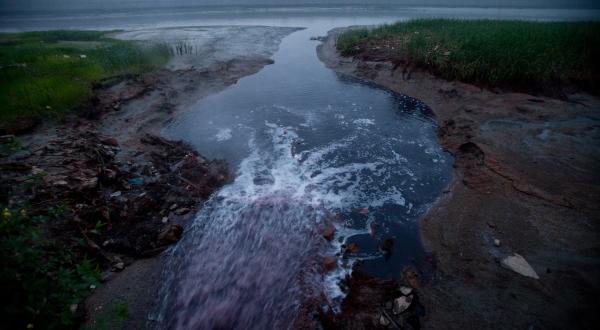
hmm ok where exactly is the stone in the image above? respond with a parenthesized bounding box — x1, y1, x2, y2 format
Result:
(392, 295, 413, 314)
(323, 256, 337, 272)
(345, 242, 360, 254)
(110, 191, 122, 198)
(501, 253, 539, 279)
(158, 223, 183, 245)
(113, 262, 125, 271)
(175, 207, 191, 215)
(319, 223, 336, 241)
(494, 239, 501, 247)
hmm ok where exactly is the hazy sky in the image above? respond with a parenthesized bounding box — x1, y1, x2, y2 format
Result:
(2, 0, 599, 12)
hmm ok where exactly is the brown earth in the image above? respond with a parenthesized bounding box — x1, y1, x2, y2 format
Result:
(317, 29, 600, 329)
(0, 56, 278, 328)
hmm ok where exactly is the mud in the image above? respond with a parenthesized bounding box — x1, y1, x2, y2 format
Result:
(0, 26, 298, 329)
(318, 29, 600, 329)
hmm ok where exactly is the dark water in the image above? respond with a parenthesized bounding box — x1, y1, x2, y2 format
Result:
(154, 20, 452, 329)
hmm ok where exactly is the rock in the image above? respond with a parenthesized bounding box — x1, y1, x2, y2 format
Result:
(345, 242, 360, 254)
(392, 295, 413, 314)
(399, 286, 413, 296)
(319, 223, 336, 241)
(161, 216, 169, 223)
(494, 239, 501, 247)
(158, 223, 183, 245)
(323, 256, 337, 272)
(70, 304, 78, 313)
(501, 253, 539, 279)
(113, 262, 125, 271)
(80, 54, 87, 59)
(110, 191, 122, 198)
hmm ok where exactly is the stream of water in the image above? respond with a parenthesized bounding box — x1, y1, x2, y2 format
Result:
(156, 21, 452, 329)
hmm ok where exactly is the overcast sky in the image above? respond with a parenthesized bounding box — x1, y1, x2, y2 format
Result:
(2, 0, 598, 12)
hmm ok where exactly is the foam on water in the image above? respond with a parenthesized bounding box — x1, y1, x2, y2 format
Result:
(154, 21, 453, 329)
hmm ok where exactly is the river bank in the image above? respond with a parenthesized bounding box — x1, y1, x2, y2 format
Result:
(0, 26, 298, 328)
(318, 28, 600, 328)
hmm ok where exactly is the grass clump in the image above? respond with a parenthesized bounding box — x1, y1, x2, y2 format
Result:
(337, 19, 600, 93)
(0, 30, 170, 126)
(0, 207, 101, 329)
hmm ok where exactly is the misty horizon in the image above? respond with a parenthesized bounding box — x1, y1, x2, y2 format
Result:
(2, 0, 600, 14)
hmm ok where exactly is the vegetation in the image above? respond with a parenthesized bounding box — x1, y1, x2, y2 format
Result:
(337, 19, 600, 93)
(0, 30, 170, 125)
(0, 207, 101, 329)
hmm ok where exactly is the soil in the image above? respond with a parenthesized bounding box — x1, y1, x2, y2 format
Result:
(317, 29, 600, 329)
(0, 49, 283, 328)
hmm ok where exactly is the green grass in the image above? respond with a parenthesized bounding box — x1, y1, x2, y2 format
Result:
(0, 207, 101, 329)
(337, 19, 600, 93)
(0, 30, 170, 124)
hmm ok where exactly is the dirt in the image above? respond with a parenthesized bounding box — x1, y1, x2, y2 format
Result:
(317, 29, 600, 329)
(0, 43, 286, 328)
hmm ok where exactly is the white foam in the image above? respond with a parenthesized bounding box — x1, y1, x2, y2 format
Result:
(215, 128, 232, 141)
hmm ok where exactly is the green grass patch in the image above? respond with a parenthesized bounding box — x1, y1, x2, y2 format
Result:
(0, 30, 170, 125)
(0, 207, 101, 329)
(337, 19, 600, 93)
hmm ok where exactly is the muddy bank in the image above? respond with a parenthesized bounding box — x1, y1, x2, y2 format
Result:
(318, 29, 600, 329)
(1, 26, 298, 329)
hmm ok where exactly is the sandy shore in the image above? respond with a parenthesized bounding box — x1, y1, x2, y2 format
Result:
(318, 29, 600, 329)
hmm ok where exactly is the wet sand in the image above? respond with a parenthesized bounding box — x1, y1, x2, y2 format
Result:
(318, 29, 600, 329)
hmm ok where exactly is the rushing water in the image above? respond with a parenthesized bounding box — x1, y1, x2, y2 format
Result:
(152, 20, 452, 328)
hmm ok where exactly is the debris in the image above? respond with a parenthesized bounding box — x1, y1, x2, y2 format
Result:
(128, 177, 143, 186)
(399, 286, 413, 296)
(379, 314, 390, 326)
(110, 191, 122, 198)
(392, 295, 413, 314)
(501, 253, 539, 279)
(113, 262, 125, 271)
(494, 239, 501, 247)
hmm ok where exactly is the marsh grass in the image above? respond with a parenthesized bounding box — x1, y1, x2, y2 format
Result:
(0, 30, 170, 124)
(337, 19, 600, 93)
